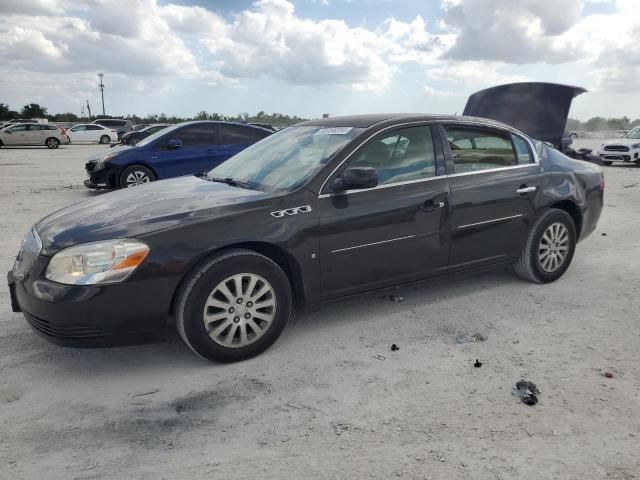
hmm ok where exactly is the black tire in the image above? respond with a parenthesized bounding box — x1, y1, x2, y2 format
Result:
(602, 161, 613, 166)
(128, 137, 140, 146)
(45, 137, 60, 149)
(514, 209, 577, 283)
(176, 249, 292, 363)
(118, 165, 156, 188)
(0, 140, 3, 147)
(99, 135, 110, 144)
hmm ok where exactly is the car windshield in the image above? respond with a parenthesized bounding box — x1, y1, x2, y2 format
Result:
(624, 127, 640, 139)
(206, 125, 364, 192)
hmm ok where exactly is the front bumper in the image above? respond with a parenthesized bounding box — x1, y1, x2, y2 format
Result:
(598, 151, 639, 162)
(7, 258, 171, 347)
(85, 162, 118, 189)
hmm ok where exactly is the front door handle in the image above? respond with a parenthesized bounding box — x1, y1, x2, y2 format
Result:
(516, 186, 537, 194)
(423, 199, 446, 212)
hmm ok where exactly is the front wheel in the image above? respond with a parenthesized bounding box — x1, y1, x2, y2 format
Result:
(118, 165, 156, 188)
(176, 249, 292, 363)
(128, 137, 140, 146)
(99, 135, 110, 144)
(45, 137, 60, 149)
(514, 209, 577, 283)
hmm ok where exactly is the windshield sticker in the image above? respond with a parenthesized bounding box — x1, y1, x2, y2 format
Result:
(314, 127, 353, 135)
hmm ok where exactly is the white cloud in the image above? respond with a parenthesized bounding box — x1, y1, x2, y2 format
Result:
(0, 0, 637, 117)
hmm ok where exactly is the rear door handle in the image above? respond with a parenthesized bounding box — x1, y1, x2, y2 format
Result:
(516, 186, 537, 194)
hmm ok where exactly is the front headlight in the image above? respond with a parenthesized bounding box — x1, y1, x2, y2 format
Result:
(45, 239, 149, 285)
(631, 143, 640, 149)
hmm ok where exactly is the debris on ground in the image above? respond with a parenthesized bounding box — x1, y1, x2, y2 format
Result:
(455, 332, 487, 344)
(513, 380, 540, 406)
(131, 389, 159, 397)
(622, 182, 638, 188)
(373, 354, 386, 361)
(384, 295, 404, 302)
(390, 344, 400, 352)
(331, 422, 354, 435)
(601, 232, 607, 236)
(602, 371, 614, 378)
(473, 359, 483, 368)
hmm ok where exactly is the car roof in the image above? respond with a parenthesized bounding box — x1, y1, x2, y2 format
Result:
(175, 120, 273, 132)
(296, 113, 519, 131)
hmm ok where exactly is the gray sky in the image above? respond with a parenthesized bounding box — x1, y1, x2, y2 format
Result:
(0, 0, 637, 120)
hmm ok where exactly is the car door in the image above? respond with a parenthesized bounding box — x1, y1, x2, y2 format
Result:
(150, 123, 218, 178)
(69, 125, 87, 142)
(317, 124, 450, 297)
(4, 124, 29, 145)
(86, 125, 104, 142)
(26, 124, 45, 145)
(441, 123, 543, 269)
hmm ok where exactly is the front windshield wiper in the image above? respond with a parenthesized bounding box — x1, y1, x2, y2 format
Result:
(201, 173, 254, 190)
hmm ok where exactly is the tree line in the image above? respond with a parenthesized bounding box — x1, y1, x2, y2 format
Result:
(2, 102, 639, 131)
(0, 103, 308, 127)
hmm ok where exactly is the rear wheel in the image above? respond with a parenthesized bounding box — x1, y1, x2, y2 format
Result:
(118, 165, 156, 188)
(514, 209, 576, 283)
(99, 135, 110, 144)
(176, 249, 292, 363)
(129, 137, 140, 146)
(45, 137, 60, 149)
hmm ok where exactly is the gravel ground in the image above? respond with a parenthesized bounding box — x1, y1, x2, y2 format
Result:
(0, 142, 639, 480)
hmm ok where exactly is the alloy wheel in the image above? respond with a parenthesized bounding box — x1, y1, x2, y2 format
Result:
(46, 138, 58, 148)
(538, 222, 570, 273)
(202, 273, 277, 348)
(125, 170, 150, 187)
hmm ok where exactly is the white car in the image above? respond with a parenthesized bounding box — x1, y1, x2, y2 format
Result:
(0, 123, 69, 149)
(67, 124, 119, 144)
(598, 127, 640, 165)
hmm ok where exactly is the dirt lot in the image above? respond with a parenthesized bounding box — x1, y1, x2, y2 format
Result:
(0, 143, 639, 480)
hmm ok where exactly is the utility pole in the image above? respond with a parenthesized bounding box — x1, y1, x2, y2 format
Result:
(97, 73, 105, 116)
(86, 100, 92, 120)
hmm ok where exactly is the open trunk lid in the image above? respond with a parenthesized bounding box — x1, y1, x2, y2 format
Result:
(463, 82, 586, 146)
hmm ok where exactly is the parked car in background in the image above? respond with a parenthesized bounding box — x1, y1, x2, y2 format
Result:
(598, 126, 640, 165)
(120, 124, 170, 146)
(67, 124, 119, 144)
(132, 124, 150, 131)
(0, 123, 68, 149)
(84, 121, 273, 189)
(91, 118, 133, 139)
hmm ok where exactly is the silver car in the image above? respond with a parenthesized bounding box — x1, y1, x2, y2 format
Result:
(0, 123, 69, 149)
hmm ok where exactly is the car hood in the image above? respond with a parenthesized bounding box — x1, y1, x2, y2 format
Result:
(90, 145, 132, 160)
(463, 82, 586, 146)
(35, 176, 272, 255)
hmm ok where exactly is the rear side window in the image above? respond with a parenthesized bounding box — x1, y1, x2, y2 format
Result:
(446, 127, 517, 173)
(169, 124, 216, 148)
(345, 125, 436, 185)
(219, 125, 265, 145)
(511, 134, 534, 164)
(27, 125, 43, 131)
(87, 125, 103, 130)
(45, 125, 57, 130)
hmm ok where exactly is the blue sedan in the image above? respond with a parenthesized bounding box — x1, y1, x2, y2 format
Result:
(84, 121, 273, 189)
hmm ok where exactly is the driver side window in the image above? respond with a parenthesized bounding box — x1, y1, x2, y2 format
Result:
(345, 125, 436, 185)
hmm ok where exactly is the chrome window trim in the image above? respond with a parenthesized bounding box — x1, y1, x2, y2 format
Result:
(330, 235, 415, 254)
(457, 214, 525, 230)
(317, 120, 540, 198)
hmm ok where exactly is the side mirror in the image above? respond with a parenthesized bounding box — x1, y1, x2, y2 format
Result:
(330, 167, 378, 192)
(167, 139, 183, 150)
